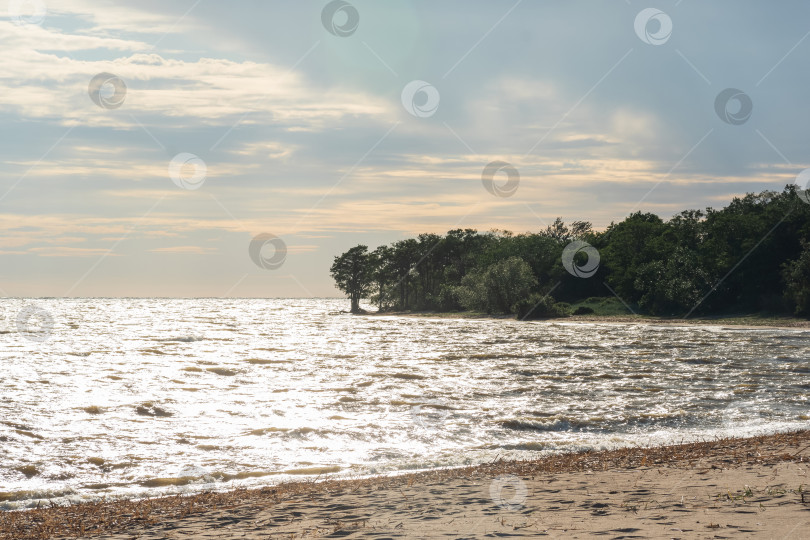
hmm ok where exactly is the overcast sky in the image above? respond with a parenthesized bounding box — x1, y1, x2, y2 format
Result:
(1, 0, 808, 297)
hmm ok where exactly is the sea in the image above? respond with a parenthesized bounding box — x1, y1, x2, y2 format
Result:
(1, 298, 808, 510)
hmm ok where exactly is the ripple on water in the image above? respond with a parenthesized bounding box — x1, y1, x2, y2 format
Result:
(1, 298, 808, 510)
(135, 403, 173, 417)
(206, 367, 238, 376)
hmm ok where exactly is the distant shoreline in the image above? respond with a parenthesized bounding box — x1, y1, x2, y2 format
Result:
(4, 430, 809, 539)
(366, 310, 810, 329)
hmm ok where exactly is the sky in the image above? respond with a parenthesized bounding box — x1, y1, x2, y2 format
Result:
(1, 0, 808, 297)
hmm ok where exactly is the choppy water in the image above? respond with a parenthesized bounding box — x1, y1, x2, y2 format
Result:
(1, 298, 809, 509)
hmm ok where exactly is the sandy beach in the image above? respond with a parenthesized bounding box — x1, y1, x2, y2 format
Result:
(2, 430, 808, 539)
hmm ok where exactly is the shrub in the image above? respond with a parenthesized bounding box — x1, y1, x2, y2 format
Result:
(573, 306, 595, 315)
(513, 294, 570, 320)
(456, 257, 537, 314)
(554, 302, 572, 313)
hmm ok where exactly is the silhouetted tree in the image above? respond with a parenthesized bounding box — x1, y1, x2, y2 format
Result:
(329, 187, 810, 319)
(783, 240, 810, 315)
(330, 245, 372, 313)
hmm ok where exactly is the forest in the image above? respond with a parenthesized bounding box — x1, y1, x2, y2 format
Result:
(330, 186, 810, 319)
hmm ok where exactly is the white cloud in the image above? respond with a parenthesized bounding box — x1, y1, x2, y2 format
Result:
(44, 0, 197, 34)
(0, 14, 392, 129)
(0, 20, 148, 52)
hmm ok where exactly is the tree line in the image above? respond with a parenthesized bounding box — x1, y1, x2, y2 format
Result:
(330, 186, 810, 318)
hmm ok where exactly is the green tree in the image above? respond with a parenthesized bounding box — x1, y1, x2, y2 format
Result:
(455, 257, 537, 314)
(600, 212, 669, 303)
(369, 245, 396, 311)
(633, 246, 711, 315)
(783, 240, 810, 316)
(330, 245, 372, 313)
(329, 187, 810, 319)
(543, 217, 593, 244)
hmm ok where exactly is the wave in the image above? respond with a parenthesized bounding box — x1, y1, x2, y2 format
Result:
(139, 465, 342, 489)
(0, 488, 76, 506)
(500, 412, 692, 433)
(135, 403, 173, 417)
(3, 297, 808, 513)
(248, 426, 327, 438)
(206, 367, 238, 376)
(244, 358, 293, 365)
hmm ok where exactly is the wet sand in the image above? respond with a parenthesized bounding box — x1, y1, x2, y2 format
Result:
(3, 431, 809, 539)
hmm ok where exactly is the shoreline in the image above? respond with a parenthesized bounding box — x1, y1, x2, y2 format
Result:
(4, 430, 809, 539)
(367, 310, 810, 329)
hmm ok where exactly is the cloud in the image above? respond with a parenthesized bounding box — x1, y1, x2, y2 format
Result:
(0, 21, 149, 52)
(228, 141, 297, 160)
(149, 245, 217, 254)
(0, 18, 391, 129)
(29, 246, 118, 257)
(39, 0, 200, 34)
(1, 1, 808, 296)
